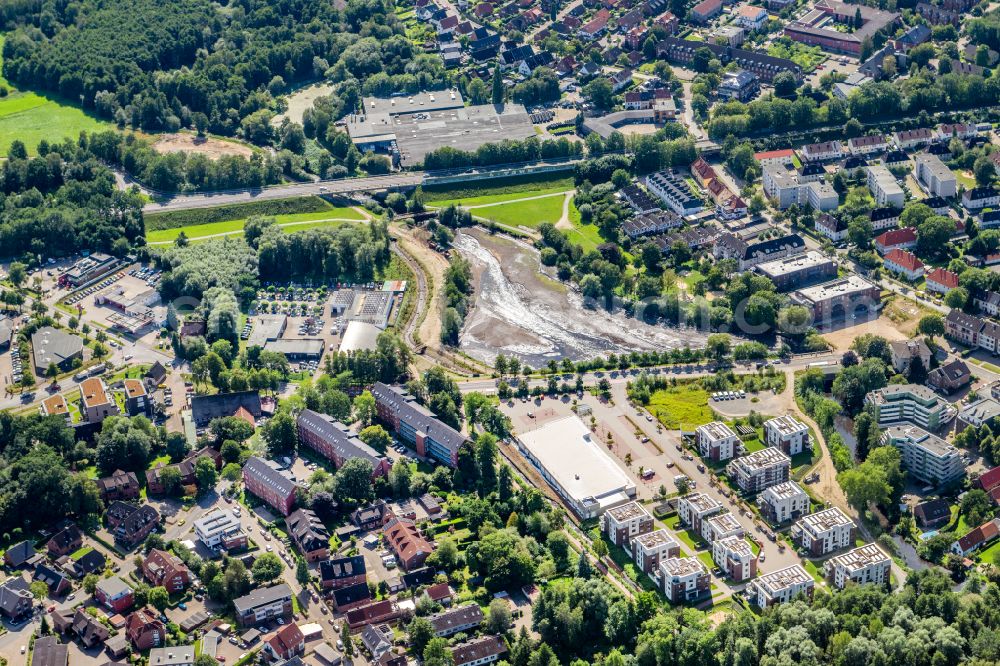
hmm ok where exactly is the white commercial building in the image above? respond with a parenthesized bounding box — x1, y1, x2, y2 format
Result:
(824, 543, 891, 589)
(726, 448, 791, 493)
(792, 507, 855, 556)
(764, 415, 809, 456)
(194, 510, 243, 548)
(757, 481, 810, 524)
(696, 422, 739, 462)
(746, 565, 814, 607)
(678, 493, 723, 534)
(517, 416, 636, 519)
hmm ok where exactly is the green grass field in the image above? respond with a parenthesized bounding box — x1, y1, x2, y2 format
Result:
(146, 207, 366, 243)
(0, 35, 113, 155)
(428, 185, 572, 208)
(467, 193, 567, 229)
(646, 385, 715, 430)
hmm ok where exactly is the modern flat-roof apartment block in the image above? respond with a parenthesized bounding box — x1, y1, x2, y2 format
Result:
(757, 481, 810, 523)
(864, 384, 950, 430)
(678, 493, 723, 533)
(824, 543, 891, 589)
(914, 153, 957, 198)
(658, 556, 710, 603)
(702, 512, 745, 543)
(713, 535, 757, 582)
(632, 529, 681, 573)
(372, 383, 469, 467)
(790, 275, 880, 321)
(746, 565, 815, 607)
(764, 415, 810, 455)
(602, 501, 653, 548)
(792, 507, 855, 556)
(517, 415, 636, 519)
(726, 448, 791, 494)
(866, 165, 905, 207)
(193, 509, 247, 551)
(754, 251, 837, 292)
(880, 425, 965, 486)
(696, 422, 739, 461)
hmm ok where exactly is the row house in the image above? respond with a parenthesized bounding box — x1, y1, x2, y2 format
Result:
(847, 134, 889, 155)
(346, 600, 401, 630)
(429, 603, 484, 637)
(874, 226, 917, 254)
(654, 37, 801, 82)
(926, 267, 959, 294)
(892, 128, 933, 150)
(452, 636, 508, 666)
(754, 149, 795, 167)
(800, 141, 843, 162)
(963, 186, 1000, 211)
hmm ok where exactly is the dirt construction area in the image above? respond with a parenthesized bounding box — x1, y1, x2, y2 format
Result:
(820, 313, 909, 351)
(454, 228, 707, 367)
(152, 133, 254, 159)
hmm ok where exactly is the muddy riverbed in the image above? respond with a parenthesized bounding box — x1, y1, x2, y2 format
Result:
(455, 228, 707, 367)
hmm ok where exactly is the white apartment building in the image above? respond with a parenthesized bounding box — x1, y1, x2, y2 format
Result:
(764, 415, 809, 456)
(659, 556, 710, 603)
(866, 165, 905, 208)
(762, 165, 838, 211)
(914, 153, 957, 198)
(792, 507, 855, 556)
(712, 535, 757, 582)
(632, 529, 681, 574)
(757, 481, 810, 524)
(746, 565, 815, 607)
(880, 425, 966, 487)
(824, 543, 891, 590)
(726, 448, 791, 493)
(194, 509, 243, 548)
(678, 493, 723, 533)
(702, 512, 745, 543)
(864, 384, 950, 430)
(602, 501, 653, 548)
(696, 421, 739, 462)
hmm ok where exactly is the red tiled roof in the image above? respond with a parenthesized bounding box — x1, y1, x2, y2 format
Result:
(875, 226, 917, 249)
(884, 249, 924, 272)
(754, 149, 794, 161)
(978, 466, 1000, 492)
(692, 0, 722, 14)
(926, 267, 959, 289)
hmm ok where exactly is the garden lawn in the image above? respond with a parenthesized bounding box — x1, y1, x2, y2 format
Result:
(0, 35, 113, 155)
(146, 207, 366, 243)
(646, 385, 715, 430)
(978, 538, 1000, 564)
(802, 559, 825, 583)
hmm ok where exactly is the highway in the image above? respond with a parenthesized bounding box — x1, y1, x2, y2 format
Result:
(142, 173, 426, 213)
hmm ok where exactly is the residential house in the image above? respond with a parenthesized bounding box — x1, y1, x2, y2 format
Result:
(97, 470, 140, 503)
(383, 515, 434, 570)
(889, 338, 932, 374)
(848, 134, 889, 155)
(735, 4, 768, 29)
(3, 541, 38, 569)
(883, 249, 925, 281)
(94, 577, 134, 614)
(193, 509, 248, 551)
(815, 213, 848, 242)
(451, 636, 508, 666)
(946, 308, 985, 347)
(963, 187, 1000, 210)
(286, 509, 331, 562)
(893, 128, 933, 149)
(912, 498, 951, 528)
(127, 607, 166, 650)
(952, 518, 1000, 556)
(46, 523, 83, 558)
(925, 267, 959, 294)
(690, 0, 722, 22)
(874, 226, 917, 254)
(717, 70, 759, 102)
(264, 624, 305, 662)
(800, 141, 843, 162)
(927, 358, 972, 394)
(870, 206, 901, 230)
(142, 549, 191, 594)
(429, 604, 484, 637)
(754, 149, 795, 167)
(123, 379, 152, 417)
(33, 564, 70, 596)
(31, 637, 68, 666)
(106, 501, 160, 548)
(330, 582, 371, 611)
(233, 584, 294, 627)
(0, 576, 33, 621)
(345, 600, 402, 630)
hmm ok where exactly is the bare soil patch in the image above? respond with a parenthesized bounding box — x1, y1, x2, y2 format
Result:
(152, 133, 254, 159)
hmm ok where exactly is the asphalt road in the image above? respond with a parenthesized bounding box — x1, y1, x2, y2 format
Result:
(142, 173, 426, 213)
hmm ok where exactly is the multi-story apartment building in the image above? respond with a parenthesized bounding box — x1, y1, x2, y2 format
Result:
(193, 509, 247, 550)
(632, 530, 681, 574)
(644, 169, 704, 216)
(602, 501, 653, 548)
(746, 565, 814, 607)
(428, 604, 484, 637)
(242, 456, 298, 516)
(678, 493, 723, 534)
(232, 584, 293, 627)
(141, 549, 191, 594)
(296, 409, 392, 477)
(80, 377, 119, 424)
(824, 543, 891, 589)
(372, 383, 470, 467)
(757, 481, 810, 524)
(696, 422, 739, 461)
(764, 415, 810, 455)
(712, 535, 757, 582)
(702, 512, 745, 543)
(726, 448, 791, 493)
(792, 507, 855, 556)
(880, 425, 966, 487)
(914, 153, 957, 198)
(866, 165, 905, 207)
(864, 384, 950, 430)
(658, 556, 710, 603)
(286, 508, 331, 562)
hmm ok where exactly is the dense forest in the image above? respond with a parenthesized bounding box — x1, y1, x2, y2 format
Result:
(1, 0, 449, 138)
(0, 136, 144, 258)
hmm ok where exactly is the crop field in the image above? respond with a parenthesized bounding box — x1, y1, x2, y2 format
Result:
(0, 36, 112, 155)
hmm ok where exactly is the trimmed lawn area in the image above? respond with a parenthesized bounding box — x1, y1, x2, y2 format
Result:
(0, 37, 113, 155)
(466, 193, 568, 229)
(646, 385, 715, 430)
(146, 206, 366, 243)
(697, 550, 715, 571)
(424, 174, 574, 205)
(802, 558, 825, 583)
(70, 546, 94, 561)
(978, 539, 1000, 564)
(427, 184, 572, 208)
(742, 437, 766, 453)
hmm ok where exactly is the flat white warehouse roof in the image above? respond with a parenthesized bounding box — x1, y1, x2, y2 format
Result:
(518, 415, 635, 509)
